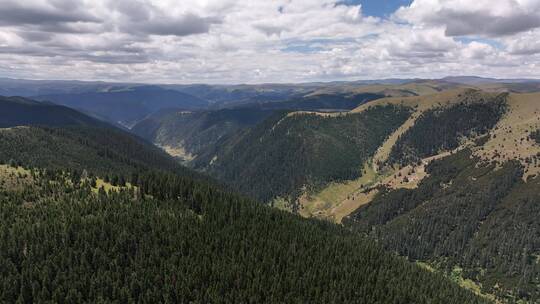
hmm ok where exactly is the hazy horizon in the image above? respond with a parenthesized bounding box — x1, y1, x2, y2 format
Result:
(3, 75, 540, 87)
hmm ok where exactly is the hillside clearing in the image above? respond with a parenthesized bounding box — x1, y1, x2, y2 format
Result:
(0, 164, 33, 191)
(158, 144, 195, 162)
(91, 178, 136, 194)
(298, 162, 381, 222)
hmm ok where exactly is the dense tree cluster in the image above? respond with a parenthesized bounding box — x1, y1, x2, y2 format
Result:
(0, 163, 487, 303)
(387, 93, 507, 167)
(530, 129, 540, 144)
(197, 105, 412, 203)
(346, 149, 540, 302)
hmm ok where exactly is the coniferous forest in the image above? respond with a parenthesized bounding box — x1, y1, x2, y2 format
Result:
(196, 105, 412, 202)
(0, 168, 487, 303)
(346, 149, 540, 302)
(0, 124, 487, 303)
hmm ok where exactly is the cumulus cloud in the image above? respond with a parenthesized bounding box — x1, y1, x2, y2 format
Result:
(0, 1, 100, 27)
(0, 0, 538, 83)
(505, 29, 540, 55)
(395, 0, 540, 37)
(110, 0, 222, 37)
(128, 14, 220, 37)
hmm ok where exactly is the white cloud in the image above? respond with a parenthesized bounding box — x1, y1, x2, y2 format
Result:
(395, 0, 540, 37)
(0, 0, 538, 83)
(505, 29, 540, 55)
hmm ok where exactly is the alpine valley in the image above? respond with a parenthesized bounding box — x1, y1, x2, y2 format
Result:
(2, 76, 540, 303)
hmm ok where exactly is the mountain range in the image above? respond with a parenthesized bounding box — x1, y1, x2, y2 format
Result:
(2, 76, 540, 302)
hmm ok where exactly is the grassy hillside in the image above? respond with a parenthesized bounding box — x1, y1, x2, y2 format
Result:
(474, 92, 540, 179)
(386, 92, 508, 167)
(195, 105, 412, 203)
(277, 90, 539, 301)
(260, 89, 508, 220)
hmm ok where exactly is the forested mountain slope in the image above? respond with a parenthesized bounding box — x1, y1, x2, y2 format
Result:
(131, 93, 384, 163)
(0, 96, 107, 128)
(345, 149, 540, 303)
(0, 96, 196, 179)
(295, 89, 512, 221)
(330, 91, 540, 302)
(165, 83, 318, 106)
(0, 119, 487, 302)
(132, 108, 276, 162)
(194, 105, 412, 203)
(384, 91, 508, 167)
(0, 126, 188, 178)
(180, 88, 540, 302)
(235, 92, 384, 111)
(191, 89, 510, 213)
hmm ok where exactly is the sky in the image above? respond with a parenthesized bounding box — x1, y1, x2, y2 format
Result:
(0, 0, 539, 84)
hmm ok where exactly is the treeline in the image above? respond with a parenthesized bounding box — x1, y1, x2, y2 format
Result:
(346, 149, 540, 302)
(0, 163, 487, 303)
(197, 105, 412, 203)
(387, 93, 507, 167)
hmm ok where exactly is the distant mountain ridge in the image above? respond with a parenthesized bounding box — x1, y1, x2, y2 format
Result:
(442, 75, 540, 84)
(34, 85, 209, 126)
(0, 95, 107, 128)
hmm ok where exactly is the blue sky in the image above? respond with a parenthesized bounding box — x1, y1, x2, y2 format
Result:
(343, 0, 413, 17)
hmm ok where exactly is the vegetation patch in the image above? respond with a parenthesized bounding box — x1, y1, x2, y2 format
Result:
(0, 164, 33, 191)
(530, 129, 540, 144)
